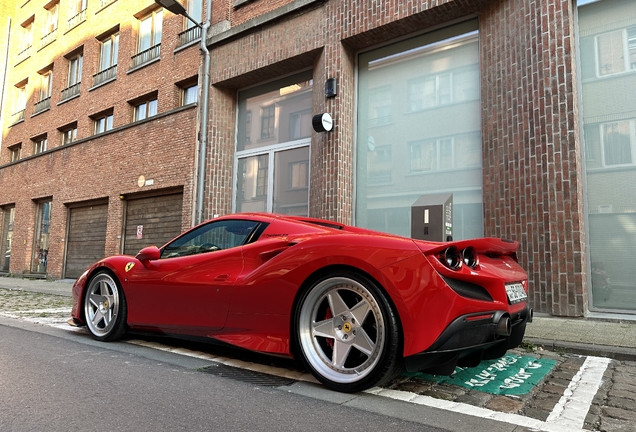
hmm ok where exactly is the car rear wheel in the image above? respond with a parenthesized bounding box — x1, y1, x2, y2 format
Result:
(296, 272, 400, 393)
(84, 271, 127, 341)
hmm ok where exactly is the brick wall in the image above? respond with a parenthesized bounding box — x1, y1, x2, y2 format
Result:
(0, 107, 197, 278)
(203, 0, 586, 315)
(480, 0, 586, 316)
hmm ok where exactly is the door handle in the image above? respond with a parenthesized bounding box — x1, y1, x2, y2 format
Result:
(214, 274, 230, 281)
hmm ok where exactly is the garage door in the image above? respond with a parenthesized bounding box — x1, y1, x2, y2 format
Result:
(123, 193, 183, 256)
(65, 203, 108, 279)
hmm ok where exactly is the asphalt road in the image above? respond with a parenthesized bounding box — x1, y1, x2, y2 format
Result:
(0, 319, 462, 432)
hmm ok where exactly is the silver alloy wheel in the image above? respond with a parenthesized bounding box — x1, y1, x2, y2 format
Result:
(298, 276, 386, 384)
(84, 272, 120, 338)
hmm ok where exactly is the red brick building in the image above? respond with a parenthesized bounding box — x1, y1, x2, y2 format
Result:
(2, 0, 636, 318)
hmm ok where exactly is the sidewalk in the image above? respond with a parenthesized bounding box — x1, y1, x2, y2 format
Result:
(2, 275, 636, 361)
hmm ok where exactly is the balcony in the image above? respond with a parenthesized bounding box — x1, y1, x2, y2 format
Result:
(17, 44, 32, 62)
(40, 29, 57, 49)
(67, 9, 87, 30)
(33, 97, 51, 115)
(93, 65, 117, 87)
(178, 26, 201, 47)
(130, 44, 161, 69)
(60, 83, 81, 102)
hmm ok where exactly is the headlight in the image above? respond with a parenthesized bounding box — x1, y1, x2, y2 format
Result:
(462, 246, 479, 268)
(443, 246, 462, 270)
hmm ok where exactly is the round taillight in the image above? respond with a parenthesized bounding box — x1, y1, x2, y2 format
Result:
(443, 246, 462, 270)
(462, 246, 479, 268)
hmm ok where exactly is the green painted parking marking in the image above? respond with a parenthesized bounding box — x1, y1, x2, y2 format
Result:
(404, 354, 557, 395)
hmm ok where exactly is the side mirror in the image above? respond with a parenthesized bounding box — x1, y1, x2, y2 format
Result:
(135, 246, 161, 263)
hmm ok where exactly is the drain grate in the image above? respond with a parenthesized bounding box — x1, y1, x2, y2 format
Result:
(199, 364, 297, 387)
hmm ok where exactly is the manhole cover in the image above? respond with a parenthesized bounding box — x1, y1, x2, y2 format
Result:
(200, 364, 296, 387)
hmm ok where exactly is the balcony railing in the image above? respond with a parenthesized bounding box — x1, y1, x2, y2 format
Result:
(68, 9, 87, 30)
(61, 83, 81, 101)
(11, 110, 25, 124)
(40, 29, 57, 48)
(17, 44, 32, 58)
(100, 0, 117, 8)
(33, 97, 51, 114)
(130, 44, 161, 69)
(93, 65, 117, 87)
(178, 26, 201, 47)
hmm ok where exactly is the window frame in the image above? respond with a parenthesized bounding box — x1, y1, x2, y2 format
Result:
(33, 135, 48, 154)
(137, 9, 162, 53)
(133, 96, 158, 121)
(160, 219, 262, 259)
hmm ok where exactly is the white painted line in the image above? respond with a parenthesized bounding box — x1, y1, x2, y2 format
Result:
(546, 356, 611, 429)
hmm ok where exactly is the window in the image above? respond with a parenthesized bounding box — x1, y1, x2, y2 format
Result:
(62, 52, 82, 100)
(138, 10, 162, 52)
(368, 86, 392, 127)
(60, 123, 78, 145)
(407, 66, 479, 112)
(132, 10, 162, 68)
(33, 136, 48, 154)
(94, 32, 118, 86)
(288, 109, 312, 140)
(161, 219, 260, 259)
(186, 0, 202, 28)
(260, 106, 275, 139)
(178, 0, 202, 45)
(579, 0, 636, 312)
(133, 97, 158, 121)
(356, 22, 483, 240)
(255, 155, 268, 196)
(32, 201, 51, 274)
(20, 19, 34, 55)
(368, 145, 392, 185)
(9, 144, 22, 162)
(0, 206, 15, 272)
(12, 82, 27, 123)
(181, 83, 198, 106)
(602, 121, 634, 166)
(67, 53, 82, 86)
(409, 133, 481, 173)
(34, 68, 53, 114)
(68, 0, 87, 29)
(289, 160, 309, 189)
(93, 111, 114, 134)
(41, 2, 58, 47)
(39, 70, 53, 100)
(235, 72, 312, 216)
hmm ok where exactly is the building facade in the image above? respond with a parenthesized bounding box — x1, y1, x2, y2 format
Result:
(1, 0, 635, 318)
(0, 0, 206, 278)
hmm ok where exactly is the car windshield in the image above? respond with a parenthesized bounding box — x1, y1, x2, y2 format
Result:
(161, 220, 260, 259)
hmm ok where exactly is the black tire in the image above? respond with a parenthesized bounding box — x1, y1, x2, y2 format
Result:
(83, 270, 128, 342)
(294, 271, 401, 393)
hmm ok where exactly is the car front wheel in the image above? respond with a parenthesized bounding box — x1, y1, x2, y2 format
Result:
(84, 271, 127, 341)
(296, 272, 401, 393)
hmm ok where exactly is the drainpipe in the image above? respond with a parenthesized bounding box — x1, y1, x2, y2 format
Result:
(196, 0, 212, 225)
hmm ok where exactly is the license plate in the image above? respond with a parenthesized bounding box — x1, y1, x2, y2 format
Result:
(505, 283, 527, 304)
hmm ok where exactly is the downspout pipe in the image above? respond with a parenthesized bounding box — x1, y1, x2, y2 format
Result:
(196, 1, 212, 225)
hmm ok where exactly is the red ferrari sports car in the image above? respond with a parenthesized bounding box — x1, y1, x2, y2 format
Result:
(70, 213, 531, 392)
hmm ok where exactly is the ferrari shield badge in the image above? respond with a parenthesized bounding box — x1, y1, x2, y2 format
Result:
(125, 262, 135, 272)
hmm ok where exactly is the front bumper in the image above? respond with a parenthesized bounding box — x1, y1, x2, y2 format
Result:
(404, 305, 532, 374)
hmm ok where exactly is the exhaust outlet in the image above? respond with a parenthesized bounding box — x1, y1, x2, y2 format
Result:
(494, 313, 511, 336)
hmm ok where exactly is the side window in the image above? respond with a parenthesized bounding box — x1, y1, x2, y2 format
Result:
(161, 220, 260, 258)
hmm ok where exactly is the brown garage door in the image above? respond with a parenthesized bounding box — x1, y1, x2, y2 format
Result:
(123, 193, 183, 256)
(64, 203, 108, 279)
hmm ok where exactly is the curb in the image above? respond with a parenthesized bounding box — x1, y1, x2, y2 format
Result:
(525, 337, 636, 362)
